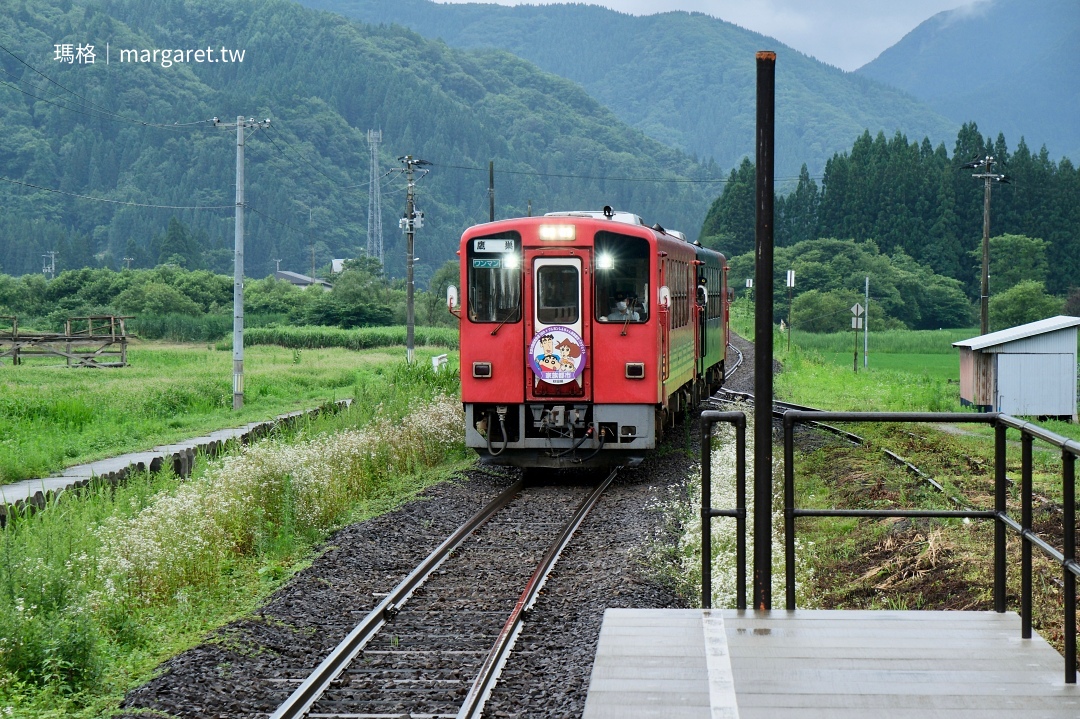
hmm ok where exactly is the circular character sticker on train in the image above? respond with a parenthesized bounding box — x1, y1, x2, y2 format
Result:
(529, 326, 586, 385)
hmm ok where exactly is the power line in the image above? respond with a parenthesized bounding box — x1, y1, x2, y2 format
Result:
(0, 176, 233, 209)
(263, 126, 349, 187)
(428, 161, 815, 184)
(246, 205, 328, 246)
(0, 42, 213, 130)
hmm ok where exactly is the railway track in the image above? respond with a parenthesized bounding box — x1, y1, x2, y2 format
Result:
(709, 387, 972, 506)
(270, 469, 618, 719)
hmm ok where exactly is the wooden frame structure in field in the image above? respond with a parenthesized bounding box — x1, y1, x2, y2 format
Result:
(0, 315, 132, 367)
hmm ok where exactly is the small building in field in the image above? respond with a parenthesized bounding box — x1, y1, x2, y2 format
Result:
(953, 315, 1080, 421)
(275, 270, 331, 291)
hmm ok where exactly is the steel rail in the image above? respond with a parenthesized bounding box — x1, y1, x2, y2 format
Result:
(711, 388, 970, 507)
(456, 467, 620, 719)
(269, 478, 525, 719)
(724, 342, 744, 379)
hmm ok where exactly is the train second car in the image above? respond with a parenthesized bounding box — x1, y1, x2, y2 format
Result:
(451, 208, 729, 468)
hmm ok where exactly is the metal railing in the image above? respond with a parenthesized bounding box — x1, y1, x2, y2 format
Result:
(700, 410, 746, 610)
(780, 410, 1080, 684)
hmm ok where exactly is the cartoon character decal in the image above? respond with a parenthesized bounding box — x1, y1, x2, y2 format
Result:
(529, 326, 585, 384)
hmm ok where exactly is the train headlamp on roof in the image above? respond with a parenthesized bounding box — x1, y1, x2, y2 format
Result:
(538, 224, 576, 241)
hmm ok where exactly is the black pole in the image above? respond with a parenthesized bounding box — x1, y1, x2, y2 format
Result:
(994, 422, 1006, 613)
(1021, 434, 1033, 639)
(753, 50, 776, 611)
(1064, 450, 1077, 683)
(701, 417, 713, 610)
(489, 160, 495, 222)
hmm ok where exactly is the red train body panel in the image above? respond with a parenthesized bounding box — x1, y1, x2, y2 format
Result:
(454, 209, 728, 468)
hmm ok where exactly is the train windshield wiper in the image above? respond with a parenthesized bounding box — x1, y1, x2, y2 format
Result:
(490, 309, 518, 336)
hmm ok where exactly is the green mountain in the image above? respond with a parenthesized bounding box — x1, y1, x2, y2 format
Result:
(857, 0, 1079, 163)
(0, 0, 716, 280)
(299, 0, 961, 181)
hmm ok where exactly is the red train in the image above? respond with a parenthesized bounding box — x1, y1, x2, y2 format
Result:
(449, 207, 730, 469)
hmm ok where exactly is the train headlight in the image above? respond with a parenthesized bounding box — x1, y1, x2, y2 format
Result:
(472, 362, 492, 378)
(597, 253, 614, 270)
(625, 362, 645, 379)
(538, 224, 575, 241)
(503, 254, 520, 270)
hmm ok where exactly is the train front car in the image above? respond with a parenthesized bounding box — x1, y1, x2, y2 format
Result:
(455, 210, 726, 469)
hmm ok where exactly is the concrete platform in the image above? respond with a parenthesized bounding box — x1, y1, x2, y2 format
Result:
(0, 400, 350, 522)
(583, 609, 1080, 719)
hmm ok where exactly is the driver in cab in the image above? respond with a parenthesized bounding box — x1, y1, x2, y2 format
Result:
(605, 293, 640, 321)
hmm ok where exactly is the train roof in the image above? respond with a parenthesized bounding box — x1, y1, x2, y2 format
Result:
(543, 210, 645, 226)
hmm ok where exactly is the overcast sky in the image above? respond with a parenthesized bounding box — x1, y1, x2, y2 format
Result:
(437, 0, 981, 71)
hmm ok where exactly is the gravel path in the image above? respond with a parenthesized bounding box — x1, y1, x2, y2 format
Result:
(116, 339, 760, 718)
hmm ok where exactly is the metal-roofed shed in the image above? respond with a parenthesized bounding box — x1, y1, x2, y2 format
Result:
(953, 315, 1080, 420)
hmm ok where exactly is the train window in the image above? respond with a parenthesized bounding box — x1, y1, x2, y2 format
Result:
(536, 264, 580, 324)
(467, 232, 522, 323)
(594, 232, 649, 323)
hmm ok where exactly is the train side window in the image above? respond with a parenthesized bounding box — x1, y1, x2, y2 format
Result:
(594, 232, 649, 323)
(467, 232, 522, 323)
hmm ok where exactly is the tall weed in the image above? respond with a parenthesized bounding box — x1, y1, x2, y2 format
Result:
(0, 361, 463, 715)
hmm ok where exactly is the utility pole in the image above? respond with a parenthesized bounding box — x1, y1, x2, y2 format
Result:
(273, 258, 282, 273)
(398, 155, 430, 364)
(367, 130, 384, 263)
(214, 115, 271, 410)
(489, 160, 495, 222)
(122, 256, 134, 270)
(961, 155, 1009, 335)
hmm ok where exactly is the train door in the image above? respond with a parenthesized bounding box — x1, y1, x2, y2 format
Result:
(528, 257, 587, 397)
(696, 274, 707, 378)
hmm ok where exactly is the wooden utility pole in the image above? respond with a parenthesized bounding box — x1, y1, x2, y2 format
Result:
(961, 155, 1009, 335)
(489, 161, 495, 222)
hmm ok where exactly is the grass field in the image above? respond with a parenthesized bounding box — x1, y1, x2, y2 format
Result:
(0, 341, 457, 483)
(729, 307, 1080, 656)
(0, 350, 466, 718)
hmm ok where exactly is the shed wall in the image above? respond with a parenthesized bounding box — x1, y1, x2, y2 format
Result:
(972, 351, 995, 406)
(996, 353, 1078, 416)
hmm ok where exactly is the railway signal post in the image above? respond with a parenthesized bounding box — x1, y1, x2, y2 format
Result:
(851, 302, 864, 372)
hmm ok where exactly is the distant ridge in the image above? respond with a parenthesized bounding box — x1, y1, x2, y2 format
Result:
(299, 0, 961, 180)
(857, 0, 1079, 162)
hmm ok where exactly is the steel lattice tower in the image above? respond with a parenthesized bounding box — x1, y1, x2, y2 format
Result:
(367, 130, 383, 263)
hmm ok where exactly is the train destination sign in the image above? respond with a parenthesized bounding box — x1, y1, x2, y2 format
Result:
(473, 239, 515, 252)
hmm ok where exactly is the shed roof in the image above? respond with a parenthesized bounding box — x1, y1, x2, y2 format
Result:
(275, 270, 331, 287)
(953, 315, 1080, 351)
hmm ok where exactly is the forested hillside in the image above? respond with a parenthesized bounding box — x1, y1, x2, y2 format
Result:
(858, 0, 1079, 163)
(0, 0, 716, 280)
(703, 122, 1080, 329)
(299, 0, 961, 181)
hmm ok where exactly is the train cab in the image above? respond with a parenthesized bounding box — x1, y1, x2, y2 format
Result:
(451, 208, 727, 468)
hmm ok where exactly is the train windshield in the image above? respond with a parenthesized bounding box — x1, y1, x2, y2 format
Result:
(467, 232, 522, 323)
(594, 231, 649, 323)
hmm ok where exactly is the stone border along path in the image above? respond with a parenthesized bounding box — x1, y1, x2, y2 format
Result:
(0, 399, 352, 524)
